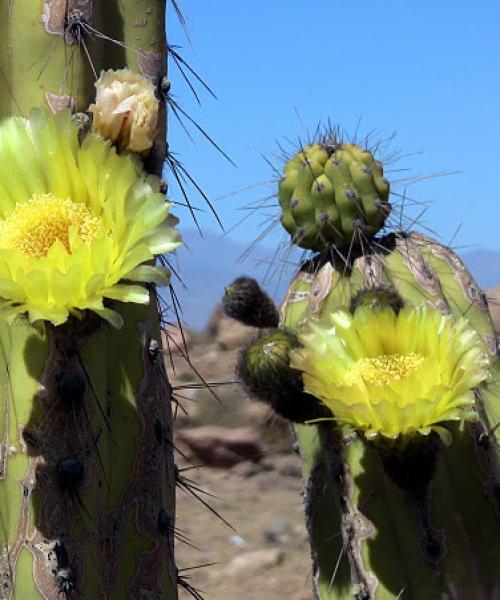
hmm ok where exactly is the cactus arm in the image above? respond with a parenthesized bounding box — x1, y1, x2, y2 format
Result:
(236, 134, 500, 598)
(298, 401, 500, 599)
(283, 236, 500, 599)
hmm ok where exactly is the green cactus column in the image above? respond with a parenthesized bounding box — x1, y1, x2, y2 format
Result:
(283, 235, 500, 600)
(229, 136, 500, 599)
(0, 1, 178, 598)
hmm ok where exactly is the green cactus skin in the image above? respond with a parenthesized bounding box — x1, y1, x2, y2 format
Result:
(279, 143, 391, 252)
(0, 1, 178, 597)
(277, 231, 500, 599)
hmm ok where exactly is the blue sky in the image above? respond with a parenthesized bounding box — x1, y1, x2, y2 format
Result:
(168, 1, 500, 253)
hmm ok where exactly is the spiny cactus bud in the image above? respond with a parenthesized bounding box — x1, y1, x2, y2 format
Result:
(237, 329, 328, 423)
(350, 283, 404, 314)
(89, 68, 159, 153)
(223, 276, 279, 328)
(279, 141, 391, 252)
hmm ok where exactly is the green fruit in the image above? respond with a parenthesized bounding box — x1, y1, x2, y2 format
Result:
(279, 142, 391, 251)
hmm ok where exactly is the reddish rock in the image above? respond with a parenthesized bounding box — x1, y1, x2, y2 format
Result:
(216, 315, 257, 351)
(161, 325, 192, 354)
(224, 549, 284, 577)
(176, 425, 265, 467)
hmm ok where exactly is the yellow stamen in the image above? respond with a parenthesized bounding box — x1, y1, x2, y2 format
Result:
(345, 353, 424, 386)
(0, 193, 102, 258)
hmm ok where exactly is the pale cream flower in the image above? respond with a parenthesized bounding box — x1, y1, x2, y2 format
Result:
(89, 68, 159, 153)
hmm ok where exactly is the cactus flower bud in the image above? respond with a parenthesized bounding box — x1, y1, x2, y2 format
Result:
(89, 68, 159, 153)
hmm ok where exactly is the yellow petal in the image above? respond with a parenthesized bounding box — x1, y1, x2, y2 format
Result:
(0, 109, 181, 327)
(291, 306, 489, 441)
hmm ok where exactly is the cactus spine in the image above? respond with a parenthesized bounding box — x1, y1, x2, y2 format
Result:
(0, 1, 177, 598)
(230, 136, 500, 598)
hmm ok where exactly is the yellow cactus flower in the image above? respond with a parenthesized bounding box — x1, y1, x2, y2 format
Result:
(290, 306, 489, 441)
(89, 68, 159, 153)
(0, 109, 181, 327)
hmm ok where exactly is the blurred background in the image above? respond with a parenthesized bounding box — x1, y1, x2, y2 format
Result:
(165, 2, 500, 598)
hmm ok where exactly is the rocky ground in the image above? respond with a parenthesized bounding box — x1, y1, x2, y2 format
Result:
(166, 309, 315, 600)
(167, 289, 500, 600)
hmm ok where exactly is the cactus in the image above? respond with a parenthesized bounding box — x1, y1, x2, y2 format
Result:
(229, 134, 500, 597)
(0, 1, 180, 597)
(279, 136, 391, 252)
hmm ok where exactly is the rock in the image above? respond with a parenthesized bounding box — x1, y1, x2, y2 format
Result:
(161, 325, 192, 354)
(176, 426, 265, 467)
(263, 521, 293, 545)
(224, 549, 284, 577)
(230, 460, 268, 478)
(290, 594, 315, 600)
(265, 454, 303, 478)
(245, 402, 273, 424)
(216, 314, 257, 351)
(229, 535, 247, 548)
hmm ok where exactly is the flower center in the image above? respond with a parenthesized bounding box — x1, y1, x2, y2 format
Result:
(0, 193, 102, 258)
(345, 353, 424, 386)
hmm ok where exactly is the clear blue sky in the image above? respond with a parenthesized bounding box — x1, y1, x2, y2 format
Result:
(168, 1, 500, 252)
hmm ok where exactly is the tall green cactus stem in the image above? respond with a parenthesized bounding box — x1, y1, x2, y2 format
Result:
(278, 232, 500, 599)
(0, 1, 177, 598)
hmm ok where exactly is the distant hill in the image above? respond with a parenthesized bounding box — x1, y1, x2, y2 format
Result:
(167, 230, 500, 330)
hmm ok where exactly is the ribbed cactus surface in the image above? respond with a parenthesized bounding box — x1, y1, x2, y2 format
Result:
(276, 232, 500, 599)
(279, 142, 391, 251)
(0, 1, 178, 598)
